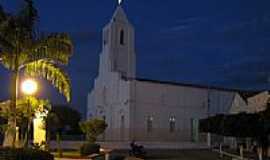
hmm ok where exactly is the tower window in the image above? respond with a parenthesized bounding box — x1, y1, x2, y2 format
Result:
(120, 30, 124, 45)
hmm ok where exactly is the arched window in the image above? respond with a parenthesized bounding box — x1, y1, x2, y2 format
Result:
(147, 116, 153, 133)
(120, 29, 124, 45)
(169, 116, 176, 133)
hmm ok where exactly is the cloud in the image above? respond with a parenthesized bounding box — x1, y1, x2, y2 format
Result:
(176, 17, 203, 24)
(167, 25, 189, 32)
(162, 16, 207, 33)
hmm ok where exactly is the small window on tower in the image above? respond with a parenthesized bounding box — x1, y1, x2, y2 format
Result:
(120, 29, 124, 45)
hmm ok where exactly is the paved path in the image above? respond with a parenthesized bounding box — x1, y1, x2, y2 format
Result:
(55, 157, 142, 160)
(50, 141, 208, 150)
(55, 158, 89, 160)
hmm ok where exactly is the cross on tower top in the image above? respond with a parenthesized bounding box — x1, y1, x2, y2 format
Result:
(118, 0, 122, 5)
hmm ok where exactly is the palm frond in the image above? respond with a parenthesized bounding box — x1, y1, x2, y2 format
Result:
(21, 33, 73, 66)
(0, 35, 14, 53)
(16, 96, 51, 118)
(24, 60, 71, 102)
(0, 100, 11, 118)
(0, 5, 6, 22)
(0, 52, 15, 70)
(16, 0, 38, 34)
(0, 16, 17, 51)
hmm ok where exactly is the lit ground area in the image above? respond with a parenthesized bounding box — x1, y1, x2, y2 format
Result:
(53, 149, 229, 160)
(52, 151, 81, 159)
(112, 149, 226, 160)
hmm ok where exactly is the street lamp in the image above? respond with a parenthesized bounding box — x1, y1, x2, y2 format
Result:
(21, 79, 38, 147)
(21, 79, 38, 96)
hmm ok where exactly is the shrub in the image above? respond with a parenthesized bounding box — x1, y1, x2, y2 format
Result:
(0, 147, 54, 160)
(80, 118, 107, 143)
(80, 143, 100, 156)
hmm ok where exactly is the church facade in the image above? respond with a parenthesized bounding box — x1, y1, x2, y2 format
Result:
(87, 6, 257, 143)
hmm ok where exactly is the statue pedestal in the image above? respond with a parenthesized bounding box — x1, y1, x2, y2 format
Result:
(33, 113, 47, 149)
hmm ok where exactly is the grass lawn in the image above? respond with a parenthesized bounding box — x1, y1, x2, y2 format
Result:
(52, 151, 85, 159)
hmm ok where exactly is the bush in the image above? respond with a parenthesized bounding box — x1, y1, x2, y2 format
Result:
(80, 143, 100, 156)
(80, 118, 107, 143)
(0, 147, 54, 160)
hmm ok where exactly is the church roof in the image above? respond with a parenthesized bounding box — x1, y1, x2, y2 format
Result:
(135, 78, 241, 92)
(122, 76, 265, 94)
(111, 6, 129, 23)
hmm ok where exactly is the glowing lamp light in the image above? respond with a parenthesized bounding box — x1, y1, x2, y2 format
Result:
(21, 79, 38, 95)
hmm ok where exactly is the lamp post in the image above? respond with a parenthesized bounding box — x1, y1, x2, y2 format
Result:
(21, 79, 38, 147)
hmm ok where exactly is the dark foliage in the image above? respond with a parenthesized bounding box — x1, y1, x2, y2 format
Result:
(200, 107, 270, 158)
(0, 147, 54, 160)
(199, 108, 270, 138)
(80, 143, 100, 156)
(47, 105, 82, 138)
(79, 118, 107, 143)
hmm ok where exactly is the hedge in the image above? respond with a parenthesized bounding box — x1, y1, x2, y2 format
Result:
(199, 112, 268, 138)
(0, 147, 54, 160)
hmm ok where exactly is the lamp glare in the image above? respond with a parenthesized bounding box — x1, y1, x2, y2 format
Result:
(22, 79, 38, 95)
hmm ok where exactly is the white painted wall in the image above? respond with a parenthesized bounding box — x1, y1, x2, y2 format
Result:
(130, 80, 235, 142)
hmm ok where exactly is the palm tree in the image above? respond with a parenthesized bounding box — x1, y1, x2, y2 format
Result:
(0, 0, 73, 147)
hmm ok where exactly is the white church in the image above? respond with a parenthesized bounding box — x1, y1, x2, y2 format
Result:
(87, 5, 269, 144)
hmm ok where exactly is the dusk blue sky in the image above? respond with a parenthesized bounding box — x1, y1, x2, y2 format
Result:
(1, 0, 270, 116)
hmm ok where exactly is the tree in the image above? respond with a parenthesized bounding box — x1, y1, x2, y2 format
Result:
(50, 105, 82, 135)
(46, 105, 82, 141)
(0, 1, 73, 147)
(46, 106, 81, 157)
(46, 112, 62, 156)
(80, 118, 107, 143)
(0, 97, 50, 147)
(199, 111, 270, 159)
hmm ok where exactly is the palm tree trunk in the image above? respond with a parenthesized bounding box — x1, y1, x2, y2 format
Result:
(46, 129, 51, 150)
(23, 118, 31, 148)
(56, 132, 63, 157)
(23, 99, 31, 148)
(3, 71, 19, 147)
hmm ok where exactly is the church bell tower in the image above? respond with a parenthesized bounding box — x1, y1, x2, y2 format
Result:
(101, 5, 136, 78)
